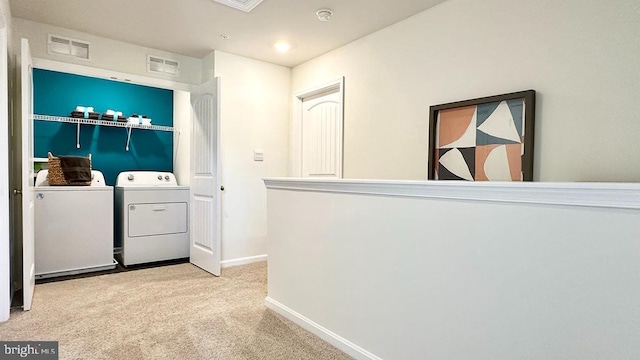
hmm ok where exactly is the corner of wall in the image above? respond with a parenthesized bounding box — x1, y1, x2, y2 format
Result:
(201, 51, 215, 84)
(212, 50, 291, 261)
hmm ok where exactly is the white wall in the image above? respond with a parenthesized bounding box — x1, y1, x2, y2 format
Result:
(0, 0, 12, 322)
(265, 179, 640, 360)
(12, 18, 202, 85)
(292, 0, 640, 182)
(173, 90, 191, 186)
(201, 52, 215, 84)
(214, 50, 290, 263)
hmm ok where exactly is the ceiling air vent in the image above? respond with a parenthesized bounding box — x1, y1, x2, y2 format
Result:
(147, 55, 180, 76)
(213, 0, 264, 13)
(48, 35, 90, 60)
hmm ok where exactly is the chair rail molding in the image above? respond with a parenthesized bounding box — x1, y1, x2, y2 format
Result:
(263, 178, 640, 210)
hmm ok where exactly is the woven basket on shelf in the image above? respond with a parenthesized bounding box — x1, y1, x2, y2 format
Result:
(47, 152, 92, 186)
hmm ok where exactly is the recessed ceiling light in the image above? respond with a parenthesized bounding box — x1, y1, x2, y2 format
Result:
(316, 9, 333, 22)
(274, 42, 292, 53)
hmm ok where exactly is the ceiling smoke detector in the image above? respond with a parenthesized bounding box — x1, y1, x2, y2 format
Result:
(316, 9, 333, 22)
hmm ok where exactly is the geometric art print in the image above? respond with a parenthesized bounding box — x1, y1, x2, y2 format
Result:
(428, 90, 536, 181)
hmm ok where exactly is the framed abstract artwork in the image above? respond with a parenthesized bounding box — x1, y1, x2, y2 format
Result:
(428, 90, 536, 181)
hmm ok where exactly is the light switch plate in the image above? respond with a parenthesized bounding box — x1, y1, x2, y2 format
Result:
(253, 149, 264, 161)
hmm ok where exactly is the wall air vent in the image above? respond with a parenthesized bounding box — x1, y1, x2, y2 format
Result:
(48, 35, 90, 60)
(147, 55, 180, 76)
(213, 0, 264, 13)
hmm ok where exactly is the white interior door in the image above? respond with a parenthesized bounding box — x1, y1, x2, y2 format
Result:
(189, 78, 221, 276)
(20, 38, 35, 310)
(293, 77, 344, 178)
(302, 91, 342, 178)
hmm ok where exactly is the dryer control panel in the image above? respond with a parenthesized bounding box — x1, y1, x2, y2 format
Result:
(116, 171, 179, 187)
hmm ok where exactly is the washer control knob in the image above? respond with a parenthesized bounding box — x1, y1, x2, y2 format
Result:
(164, 175, 170, 181)
(127, 174, 134, 181)
(158, 175, 163, 180)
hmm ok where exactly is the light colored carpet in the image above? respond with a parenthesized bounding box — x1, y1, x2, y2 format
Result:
(0, 262, 352, 360)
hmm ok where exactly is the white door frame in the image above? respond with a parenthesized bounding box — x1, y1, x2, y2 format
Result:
(0, 24, 10, 321)
(292, 77, 344, 178)
(20, 38, 35, 311)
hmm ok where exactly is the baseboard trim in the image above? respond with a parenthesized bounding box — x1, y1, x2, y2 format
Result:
(265, 297, 382, 360)
(221, 254, 267, 268)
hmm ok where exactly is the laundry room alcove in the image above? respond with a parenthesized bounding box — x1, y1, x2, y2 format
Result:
(33, 68, 176, 186)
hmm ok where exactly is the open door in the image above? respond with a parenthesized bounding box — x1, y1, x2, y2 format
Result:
(19, 38, 35, 310)
(189, 78, 221, 276)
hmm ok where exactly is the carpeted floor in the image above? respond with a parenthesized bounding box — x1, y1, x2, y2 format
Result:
(0, 262, 351, 360)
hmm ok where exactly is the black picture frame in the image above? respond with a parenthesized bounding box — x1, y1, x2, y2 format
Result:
(428, 90, 536, 181)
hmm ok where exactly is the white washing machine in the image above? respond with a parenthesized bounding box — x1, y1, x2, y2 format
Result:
(34, 170, 115, 279)
(115, 171, 190, 266)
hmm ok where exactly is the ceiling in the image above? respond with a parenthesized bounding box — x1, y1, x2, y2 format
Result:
(9, 0, 447, 68)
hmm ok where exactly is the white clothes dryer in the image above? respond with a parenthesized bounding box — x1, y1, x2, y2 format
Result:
(34, 170, 115, 278)
(115, 171, 190, 266)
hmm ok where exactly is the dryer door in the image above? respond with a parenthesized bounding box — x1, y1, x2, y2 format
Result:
(128, 202, 188, 237)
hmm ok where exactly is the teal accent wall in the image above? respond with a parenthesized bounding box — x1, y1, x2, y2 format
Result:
(33, 69, 174, 185)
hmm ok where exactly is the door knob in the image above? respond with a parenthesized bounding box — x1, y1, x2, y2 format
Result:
(220, 186, 224, 191)
(13, 189, 21, 195)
